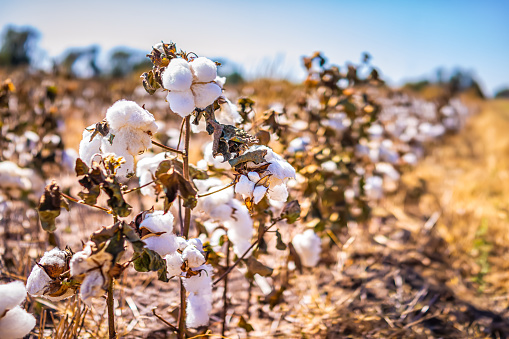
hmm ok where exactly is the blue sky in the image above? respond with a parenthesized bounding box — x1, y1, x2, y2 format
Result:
(1, 0, 508, 95)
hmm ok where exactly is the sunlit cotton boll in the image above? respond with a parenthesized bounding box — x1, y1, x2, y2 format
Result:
(140, 210, 177, 257)
(0, 306, 36, 339)
(192, 83, 222, 109)
(167, 90, 196, 118)
(190, 57, 217, 82)
(162, 58, 193, 91)
(292, 229, 322, 267)
(182, 245, 206, 268)
(136, 152, 170, 196)
(186, 293, 212, 328)
(183, 264, 213, 294)
(165, 252, 184, 278)
(78, 125, 102, 167)
(0, 281, 28, 317)
(80, 270, 105, 306)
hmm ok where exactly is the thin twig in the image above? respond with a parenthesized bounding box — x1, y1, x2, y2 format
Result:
(152, 140, 186, 155)
(221, 240, 230, 336)
(59, 192, 111, 213)
(107, 278, 116, 339)
(122, 180, 156, 195)
(152, 308, 178, 332)
(198, 182, 235, 198)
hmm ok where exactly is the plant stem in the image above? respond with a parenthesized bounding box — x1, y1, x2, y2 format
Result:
(221, 240, 230, 336)
(152, 140, 186, 155)
(59, 192, 111, 213)
(122, 180, 156, 195)
(197, 182, 235, 198)
(107, 278, 116, 339)
(178, 116, 192, 339)
(213, 220, 280, 286)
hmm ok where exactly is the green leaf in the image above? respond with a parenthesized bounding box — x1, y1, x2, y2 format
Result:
(133, 248, 166, 273)
(228, 149, 267, 168)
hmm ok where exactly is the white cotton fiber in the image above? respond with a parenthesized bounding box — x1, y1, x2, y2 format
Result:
(253, 185, 268, 204)
(0, 306, 36, 339)
(0, 161, 33, 191)
(165, 252, 184, 278)
(186, 293, 212, 328)
(136, 152, 169, 196)
(167, 89, 195, 118)
(292, 229, 322, 267)
(225, 200, 253, 236)
(26, 264, 51, 297)
(79, 125, 102, 166)
(162, 59, 193, 91)
(202, 142, 230, 169)
(187, 238, 204, 252)
(217, 98, 242, 125)
(190, 57, 217, 82)
(0, 281, 27, 316)
(247, 172, 261, 183)
(183, 264, 213, 294)
(235, 175, 255, 197)
(267, 184, 288, 202)
(193, 177, 224, 194)
(192, 83, 222, 109)
(140, 210, 175, 234)
(176, 237, 189, 251)
(144, 233, 178, 257)
(231, 238, 252, 257)
(80, 270, 105, 306)
(105, 100, 157, 133)
(182, 246, 206, 268)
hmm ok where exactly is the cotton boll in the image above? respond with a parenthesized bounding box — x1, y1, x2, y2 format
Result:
(140, 210, 175, 234)
(165, 252, 184, 278)
(176, 237, 189, 251)
(114, 154, 135, 178)
(144, 233, 178, 257)
(292, 229, 322, 267)
(192, 83, 222, 109)
(188, 238, 204, 252)
(215, 76, 226, 88)
(183, 264, 213, 294)
(267, 184, 289, 202)
(253, 185, 268, 204)
(197, 184, 234, 216)
(247, 172, 261, 183)
(106, 100, 157, 133)
(287, 137, 310, 153)
(0, 281, 27, 316)
(202, 142, 230, 170)
(235, 175, 255, 197)
(0, 306, 36, 339)
(225, 200, 254, 237)
(193, 177, 224, 194)
(80, 270, 105, 306)
(231, 238, 252, 257)
(79, 125, 103, 166)
(26, 264, 52, 297)
(186, 293, 212, 328)
(167, 90, 195, 118)
(0, 161, 34, 192)
(182, 246, 205, 268)
(190, 57, 217, 82)
(162, 59, 193, 91)
(209, 228, 226, 248)
(216, 98, 242, 125)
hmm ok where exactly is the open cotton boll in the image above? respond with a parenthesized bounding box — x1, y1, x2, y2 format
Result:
(225, 199, 253, 236)
(189, 57, 217, 82)
(80, 270, 105, 306)
(182, 246, 206, 268)
(167, 90, 195, 118)
(235, 175, 255, 197)
(186, 293, 212, 328)
(192, 83, 222, 109)
(190, 57, 217, 82)
(176, 237, 189, 251)
(144, 233, 178, 257)
(292, 229, 322, 267)
(162, 59, 193, 91)
(230, 237, 253, 257)
(194, 177, 224, 194)
(0, 306, 36, 339)
(248, 172, 261, 183)
(183, 264, 213, 294)
(26, 248, 69, 297)
(79, 125, 103, 166)
(267, 184, 288, 202)
(140, 210, 175, 234)
(106, 100, 158, 133)
(165, 252, 184, 278)
(217, 98, 242, 125)
(201, 142, 230, 170)
(188, 238, 204, 252)
(253, 185, 268, 204)
(0, 281, 27, 316)
(136, 152, 169, 196)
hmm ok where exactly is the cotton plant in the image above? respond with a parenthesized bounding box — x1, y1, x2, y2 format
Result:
(0, 281, 36, 339)
(79, 99, 158, 178)
(33, 41, 300, 339)
(292, 229, 322, 267)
